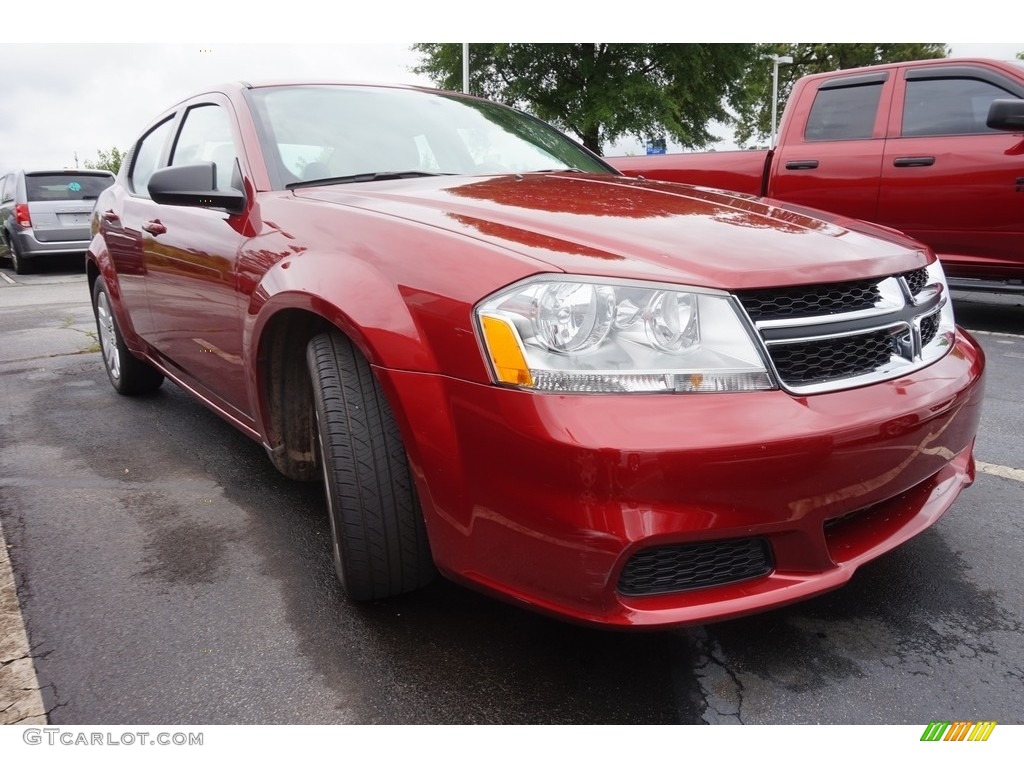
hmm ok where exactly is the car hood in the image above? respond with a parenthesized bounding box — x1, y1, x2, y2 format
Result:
(291, 173, 927, 290)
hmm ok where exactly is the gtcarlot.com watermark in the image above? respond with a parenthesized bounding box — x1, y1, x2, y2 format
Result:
(23, 728, 203, 747)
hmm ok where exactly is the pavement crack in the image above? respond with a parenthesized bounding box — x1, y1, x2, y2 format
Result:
(691, 628, 745, 725)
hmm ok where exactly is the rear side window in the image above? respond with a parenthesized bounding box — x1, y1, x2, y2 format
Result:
(24, 174, 114, 202)
(804, 83, 883, 141)
(903, 78, 1016, 136)
(130, 117, 176, 197)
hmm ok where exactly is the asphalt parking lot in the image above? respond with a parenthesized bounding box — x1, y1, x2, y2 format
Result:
(1, 261, 1022, 725)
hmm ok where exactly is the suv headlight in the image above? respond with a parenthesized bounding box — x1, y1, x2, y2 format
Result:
(475, 276, 775, 393)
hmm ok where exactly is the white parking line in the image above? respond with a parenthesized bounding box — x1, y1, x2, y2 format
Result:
(976, 462, 1024, 483)
(0, 272, 16, 286)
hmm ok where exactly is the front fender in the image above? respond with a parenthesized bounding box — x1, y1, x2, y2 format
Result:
(244, 248, 441, 375)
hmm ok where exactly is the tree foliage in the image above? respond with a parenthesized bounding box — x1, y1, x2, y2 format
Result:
(729, 44, 949, 147)
(83, 146, 126, 174)
(412, 43, 754, 154)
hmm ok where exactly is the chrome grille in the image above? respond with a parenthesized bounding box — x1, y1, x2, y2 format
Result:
(736, 267, 951, 394)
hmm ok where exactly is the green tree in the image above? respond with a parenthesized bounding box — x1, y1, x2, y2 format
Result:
(730, 44, 949, 147)
(83, 146, 126, 174)
(412, 43, 755, 154)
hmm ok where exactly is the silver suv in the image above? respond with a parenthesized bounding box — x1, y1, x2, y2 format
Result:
(1, 169, 115, 274)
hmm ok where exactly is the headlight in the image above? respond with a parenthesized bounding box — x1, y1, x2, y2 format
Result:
(475, 276, 775, 393)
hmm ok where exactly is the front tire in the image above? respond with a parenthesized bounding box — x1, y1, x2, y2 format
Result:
(307, 331, 434, 600)
(92, 276, 165, 395)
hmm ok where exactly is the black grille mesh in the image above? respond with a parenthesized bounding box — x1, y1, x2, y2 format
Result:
(738, 279, 881, 321)
(618, 538, 772, 596)
(903, 268, 928, 296)
(920, 312, 939, 347)
(770, 330, 896, 384)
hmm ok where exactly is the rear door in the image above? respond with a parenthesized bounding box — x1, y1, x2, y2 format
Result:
(24, 171, 114, 244)
(879, 63, 1024, 281)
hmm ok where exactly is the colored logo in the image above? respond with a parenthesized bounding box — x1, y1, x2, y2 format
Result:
(68, 181, 82, 192)
(921, 721, 997, 742)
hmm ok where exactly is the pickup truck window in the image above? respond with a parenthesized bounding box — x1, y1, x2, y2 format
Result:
(805, 83, 882, 141)
(903, 78, 1016, 137)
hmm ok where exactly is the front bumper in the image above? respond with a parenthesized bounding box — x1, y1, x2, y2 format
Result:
(381, 329, 985, 628)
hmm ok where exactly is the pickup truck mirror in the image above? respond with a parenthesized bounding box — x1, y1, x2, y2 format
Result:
(986, 99, 1024, 132)
(148, 162, 247, 215)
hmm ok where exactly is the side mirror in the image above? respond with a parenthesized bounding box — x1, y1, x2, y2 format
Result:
(986, 99, 1024, 132)
(148, 162, 246, 215)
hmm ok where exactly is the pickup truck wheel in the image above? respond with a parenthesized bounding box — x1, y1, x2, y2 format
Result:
(10, 240, 31, 275)
(92, 276, 165, 395)
(307, 331, 434, 601)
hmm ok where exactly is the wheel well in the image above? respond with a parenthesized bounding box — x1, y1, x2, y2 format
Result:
(86, 259, 100, 294)
(258, 309, 334, 481)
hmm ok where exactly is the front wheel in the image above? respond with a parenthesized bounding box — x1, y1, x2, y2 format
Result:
(307, 331, 434, 600)
(92, 276, 165, 395)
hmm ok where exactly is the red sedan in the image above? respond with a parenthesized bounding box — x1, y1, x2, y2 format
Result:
(87, 82, 985, 628)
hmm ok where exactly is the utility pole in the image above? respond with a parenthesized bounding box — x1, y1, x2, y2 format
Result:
(770, 55, 793, 147)
(462, 43, 469, 94)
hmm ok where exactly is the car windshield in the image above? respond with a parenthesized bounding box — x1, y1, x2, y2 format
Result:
(246, 84, 613, 188)
(25, 173, 114, 201)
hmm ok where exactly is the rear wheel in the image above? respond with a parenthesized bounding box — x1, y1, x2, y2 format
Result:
(9, 240, 31, 275)
(92, 276, 165, 395)
(306, 331, 434, 600)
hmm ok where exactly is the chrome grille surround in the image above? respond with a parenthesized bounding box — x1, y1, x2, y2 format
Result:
(736, 263, 956, 395)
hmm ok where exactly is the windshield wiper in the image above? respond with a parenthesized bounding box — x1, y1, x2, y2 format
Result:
(528, 167, 587, 174)
(286, 170, 454, 189)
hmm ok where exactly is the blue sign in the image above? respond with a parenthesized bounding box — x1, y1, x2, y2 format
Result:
(646, 138, 667, 155)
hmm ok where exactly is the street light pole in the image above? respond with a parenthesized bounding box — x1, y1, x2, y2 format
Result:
(770, 55, 793, 147)
(462, 43, 470, 94)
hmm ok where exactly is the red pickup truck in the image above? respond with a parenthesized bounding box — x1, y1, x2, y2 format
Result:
(611, 58, 1024, 293)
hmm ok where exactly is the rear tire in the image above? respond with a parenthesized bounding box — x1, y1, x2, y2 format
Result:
(10, 240, 31, 275)
(92, 276, 165, 395)
(306, 331, 434, 600)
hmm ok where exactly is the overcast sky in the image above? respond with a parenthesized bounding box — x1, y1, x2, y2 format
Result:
(3, 6, 1021, 172)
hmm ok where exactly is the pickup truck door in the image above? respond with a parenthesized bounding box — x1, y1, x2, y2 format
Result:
(768, 72, 893, 222)
(879, 64, 1024, 281)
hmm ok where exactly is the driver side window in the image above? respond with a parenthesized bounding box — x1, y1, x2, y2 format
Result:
(171, 105, 241, 191)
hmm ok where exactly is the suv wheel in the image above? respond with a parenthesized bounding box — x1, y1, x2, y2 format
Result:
(9, 240, 31, 275)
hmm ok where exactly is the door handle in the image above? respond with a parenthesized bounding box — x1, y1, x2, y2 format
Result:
(142, 220, 166, 236)
(893, 156, 935, 167)
(785, 160, 819, 170)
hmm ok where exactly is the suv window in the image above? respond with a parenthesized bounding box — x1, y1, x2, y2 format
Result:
(24, 173, 113, 202)
(171, 104, 240, 191)
(130, 117, 176, 197)
(903, 78, 1016, 136)
(805, 83, 883, 141)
